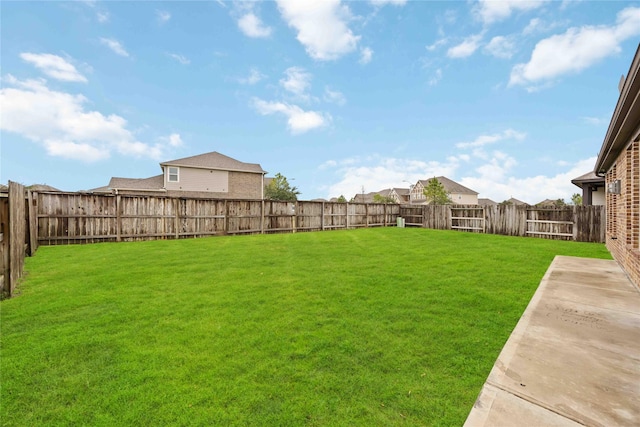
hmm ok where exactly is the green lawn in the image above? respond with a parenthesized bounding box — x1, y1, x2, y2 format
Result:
(1, 228, 611, 426)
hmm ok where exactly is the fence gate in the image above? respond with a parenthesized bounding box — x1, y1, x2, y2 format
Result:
(451, 207, 485, 233)
(526, 208, 574, 240)
(399, 205, 424, 227)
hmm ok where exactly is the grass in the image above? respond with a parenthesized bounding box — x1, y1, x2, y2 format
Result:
(1, 228, 611, 426)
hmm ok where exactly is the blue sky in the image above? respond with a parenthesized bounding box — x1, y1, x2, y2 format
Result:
(2, 0, 639, 203)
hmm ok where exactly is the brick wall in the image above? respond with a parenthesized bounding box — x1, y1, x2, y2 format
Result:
(605, 140, 640, 289)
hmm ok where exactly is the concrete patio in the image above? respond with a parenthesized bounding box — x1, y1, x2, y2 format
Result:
(464, 256, 640, 426)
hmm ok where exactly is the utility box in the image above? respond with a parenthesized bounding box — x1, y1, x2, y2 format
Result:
(397, 217, 405, 228)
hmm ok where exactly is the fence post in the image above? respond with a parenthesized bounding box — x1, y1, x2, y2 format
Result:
(116, 195, 122, 242)
(224, 200, 229, 235)
(571, 205, 580, 242)
(172, 198, 179, 239)
(383, 204, 387, 227)
(261, 200, 265, 234)
(365, 204, 369, 228)
(346, 202, 349, 229)
(321, 201, 325, 231)
(27, 190, 38, 256)
(7, 181, 26, 298)
(292, 201, 297, 233)
(422, 205, 427, 228)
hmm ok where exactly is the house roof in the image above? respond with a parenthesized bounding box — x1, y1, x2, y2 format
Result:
(478, 198, 498, 206)
(391, 187, 410, 196)
(536, 199, 559, 207)
(506, 197, 529, 206)
(417, 176, 478, 195)
(108, 175, 165, 191)
(352, 188, 404, 203)
(571, 171, 605, 188)
(595, 43, 640, 174)
(160, 151, 266, 174)
(27, 184, 61, 192)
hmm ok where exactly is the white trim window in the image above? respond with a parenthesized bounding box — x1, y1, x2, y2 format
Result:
(168, 166, 179, 182)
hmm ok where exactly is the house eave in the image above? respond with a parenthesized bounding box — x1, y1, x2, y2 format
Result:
(595, 43, 640, 175)
(109, 187, 167, 193)
(160, 163, 266, 174)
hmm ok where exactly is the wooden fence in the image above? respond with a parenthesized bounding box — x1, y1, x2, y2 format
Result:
(399, 204, 605, 242)
(1, 190, 606, 298)
(0, 182, 38, 298)
(35, 192, 401, 245)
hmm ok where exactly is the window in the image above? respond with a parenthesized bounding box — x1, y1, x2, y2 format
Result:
(168, 167, 179, 182)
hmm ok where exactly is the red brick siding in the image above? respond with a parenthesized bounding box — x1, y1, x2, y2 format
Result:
(605, 141, 640, 288)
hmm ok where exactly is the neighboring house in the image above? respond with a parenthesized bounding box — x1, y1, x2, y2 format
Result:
(410, 176, 479, 205)
(535, 199, 565, 208)
(352, 188, 410, 204)
(390, 188, 411, 203)
(93, 151, 267, 199)
(478, 198, 498, 207)
(571, 171, 605, 205)
(594, 43, 640, 287)
(501, 197, 529, 206)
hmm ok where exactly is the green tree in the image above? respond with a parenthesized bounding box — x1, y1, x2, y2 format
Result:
(265, 173, 300, 201)
(337, 195, 347, 203)
(554, 198, 567, 207)
(422, 178, 452, 205)
(499, 200, 513, 206)
(373, 194, 396, 204)
(571, 193, 583, 206)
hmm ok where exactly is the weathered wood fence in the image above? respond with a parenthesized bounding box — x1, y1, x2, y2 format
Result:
(35, 192, 401, 245)
(1, 188, 606, 298)
(399, 204, 605, 242)
(1, 182, 38, 298)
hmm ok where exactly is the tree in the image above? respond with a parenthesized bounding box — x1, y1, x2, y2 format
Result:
(373, 193, 396, 204)
(422, 178, 451, 205)
(265, 173, 300, 201)
(554, 198, 567, 207)
(571, 193, 583, 206)
(337, 195, 347, 203)
(499, 200, 513, 206)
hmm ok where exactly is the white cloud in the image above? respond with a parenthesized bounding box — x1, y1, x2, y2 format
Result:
(581, 116, 607, 125)
(510, 7, 640, 88)
(456, 129, 526, 149)
(359, 47, 373, 64)
(522, 17, 566, 36)
(168, 133, 183, 147)
(276, 0, 360, 61)
(157, 10, 171, 24)
(322, 151, 594, 203)
(0, 75, 169, 162)
(428, 69, 442, 86)
(237, 12, 272, 38)
(460, 157, 596, 204)
(324, 156, 461, 199)
(475, 0, 548, 25)
(20, 53, 87, 83)
(238, 68, 266, 85)
(167, 53, 190, 65)
(324, 87, 346, 105)
(251, 98, 329, 134)
(319, 159, 338, 170)
(447, 33, 483, 58)
(370, 0, 407, 6)
(99, 38, 129, 57)
(484, 36, 516, 59)
(280, 67, 312, 97)
(97, 11, 109, 23)
(426, 38, 447, 52)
